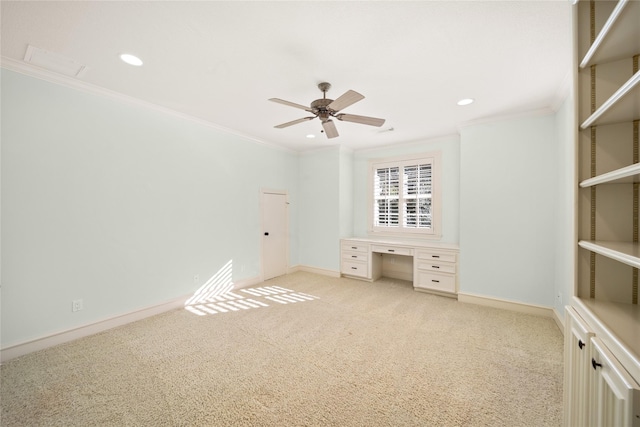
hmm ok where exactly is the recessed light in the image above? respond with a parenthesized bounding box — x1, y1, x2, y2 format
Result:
(457, 98, 474, 106)
(306, 134, 316, 139)
(120, 53, 143, 66)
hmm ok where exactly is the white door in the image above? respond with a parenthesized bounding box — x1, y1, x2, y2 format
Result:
(262, 190, 288, 280)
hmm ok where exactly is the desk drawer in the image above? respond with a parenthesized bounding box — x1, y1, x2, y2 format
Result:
(341, 243, 369, 253)
(416, 250, 456, 264)
(415, 271, 456, 293)
(341, 260, 369, 278)
(416, 261, 456, 275)
(371, 245, 413, 256)
(342, 251, 369, 262)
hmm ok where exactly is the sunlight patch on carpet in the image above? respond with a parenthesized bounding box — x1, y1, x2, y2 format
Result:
(184, 266, 319, 316)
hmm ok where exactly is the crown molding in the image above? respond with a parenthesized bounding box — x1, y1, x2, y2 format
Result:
(1, 56, 295, 154)
(353, 132, 460, 155)
(457, 106, 555, 131)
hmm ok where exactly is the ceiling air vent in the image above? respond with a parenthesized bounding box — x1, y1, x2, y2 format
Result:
(24, 45, 88, 78)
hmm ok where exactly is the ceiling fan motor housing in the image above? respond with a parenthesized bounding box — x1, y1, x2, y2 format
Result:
(311, 98, 334, 121)
(269, 81, 385, 138)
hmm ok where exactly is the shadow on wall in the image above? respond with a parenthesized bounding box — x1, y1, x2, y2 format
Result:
(184, 260, 319, 316)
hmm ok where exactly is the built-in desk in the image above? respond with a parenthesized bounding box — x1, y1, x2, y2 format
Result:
(340, 238, 459, 297)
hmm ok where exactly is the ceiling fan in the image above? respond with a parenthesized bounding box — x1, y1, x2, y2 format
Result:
(269, 82, 385, 139)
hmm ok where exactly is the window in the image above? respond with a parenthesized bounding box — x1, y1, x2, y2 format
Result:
(369, 152, 441, 236)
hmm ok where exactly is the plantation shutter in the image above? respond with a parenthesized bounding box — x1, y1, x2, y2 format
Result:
(403, 163, 432, 228)
(373, 166, 400, 227)
(372, 158, 434, 231)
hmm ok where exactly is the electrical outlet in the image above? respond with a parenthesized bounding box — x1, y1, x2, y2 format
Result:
(194, 275, 200, 285)
(72, 299, 83, 312)
(557, 293, 562, 304)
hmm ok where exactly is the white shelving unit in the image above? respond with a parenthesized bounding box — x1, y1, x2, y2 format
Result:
(578, 241, 640, 270)
(580, 70, 640, 128)
(580, 162, 640, 187)
(579, 0, 640, 68)
(565, 1, 640, 425)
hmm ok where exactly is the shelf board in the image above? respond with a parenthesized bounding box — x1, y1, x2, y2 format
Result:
(572, 296, 640, 381)
(578, 240, 640, 269)
(580, 70, 640, 129)
(580, 163, 640, 187)
(580, 0, 640, 68)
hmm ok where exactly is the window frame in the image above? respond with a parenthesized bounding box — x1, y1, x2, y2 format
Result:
(368, 151, 442, 238)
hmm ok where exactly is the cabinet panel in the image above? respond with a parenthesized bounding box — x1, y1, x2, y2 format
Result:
(416, 261, 455, 275)
(415, 271, 455, 294)
(342, 251, 368, 262)
(590, 337, 640, 427)
(416, 250, 456, 264)
(371, 245, 413, 256)
(341, 260, 368, 279)
(341, 242, 368, 253)
(564, 307, 595, 427)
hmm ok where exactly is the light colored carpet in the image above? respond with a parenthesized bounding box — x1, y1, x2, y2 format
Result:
(1, 272, 563, 426)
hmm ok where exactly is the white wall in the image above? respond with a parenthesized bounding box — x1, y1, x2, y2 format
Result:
(459, 113, 558, 306)
(339, 148, 354, 239)
(1, 70, 299, 347)
(1, 66, 575, 351)
(553, 93, 576, 317)
(297, 147, 343, 272)
(352, 136, 461, 243)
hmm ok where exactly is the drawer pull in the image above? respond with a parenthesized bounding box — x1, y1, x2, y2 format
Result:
(388, 249, 395, 252)
(431, 279, 440, 283)
(432, 265, 440, 269)
(578, 340, 585, 350)
(591, 358, 602, 370)
(432, 255, 440, 258)
(351, 255, 357, 258)
(351, 267, 358, 270)
(351, 246, 357, 249)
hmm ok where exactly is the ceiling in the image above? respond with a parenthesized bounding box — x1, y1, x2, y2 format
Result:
(1, 1, 573, 152)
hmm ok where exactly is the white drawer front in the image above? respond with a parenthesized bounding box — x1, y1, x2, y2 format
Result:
(415, 271, 456, 293)
(416, 250, 456, 263)
(416, 261, 456, 275)
(342, 251, 369, 262)
(342, 260, 369, 278)
(341, 243, 368, 253)
(371, 245, 413, 256)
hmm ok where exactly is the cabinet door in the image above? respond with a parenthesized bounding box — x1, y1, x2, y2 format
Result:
(589, 337, 640, 427)
(564, 307, 595, 427)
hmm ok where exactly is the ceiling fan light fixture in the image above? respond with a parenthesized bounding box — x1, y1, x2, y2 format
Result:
(269, 82, 385, 139)
(120, 53, 143, 66)
(457, 98, 474, 106)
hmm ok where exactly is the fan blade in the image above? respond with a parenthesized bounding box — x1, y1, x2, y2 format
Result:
(327, 90, 364, 112)
(269, 98, 313, 112)
(322, 120, 339, 138)
(336, 113, 386, 127)
(274, 117, 315, 129)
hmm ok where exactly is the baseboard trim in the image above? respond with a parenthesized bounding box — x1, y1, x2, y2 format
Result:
(233, 276, 263, 290)
(457, 292, 555, 319)
(288, 265, 341, 278)
(0, 276, 262, 363)
(552, 307, 565, 335)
